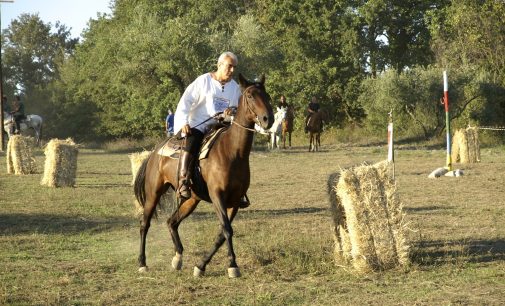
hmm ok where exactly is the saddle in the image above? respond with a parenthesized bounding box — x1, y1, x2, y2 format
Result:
(156, 125, 229, 203)
(157, 125, 228, 160)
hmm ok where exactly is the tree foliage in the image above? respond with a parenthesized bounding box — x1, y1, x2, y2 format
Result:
(2, 0, 505, 142)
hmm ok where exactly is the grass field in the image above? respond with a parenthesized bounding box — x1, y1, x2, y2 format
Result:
(1, 138, 504, 305)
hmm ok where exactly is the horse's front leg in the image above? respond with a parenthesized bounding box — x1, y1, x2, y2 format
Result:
(167, 197, 200, 271)
(195, 203, 239, 278)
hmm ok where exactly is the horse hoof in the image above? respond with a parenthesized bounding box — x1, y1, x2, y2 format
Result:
(228, 267, 241, 278)
(138, 266, 148, 273)
(171, 254, 183, 270)
(193, 266, 205, 277)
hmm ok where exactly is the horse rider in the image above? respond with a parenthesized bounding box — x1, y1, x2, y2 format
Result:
(173, 51, 250, 207)
(11, 95, 26, 134)
(165, 109, 174, 137)
(277, 94, 289, 112)
(304, 96, 320, 133)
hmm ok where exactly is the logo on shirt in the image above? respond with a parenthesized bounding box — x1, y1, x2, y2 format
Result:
(213, 97, 230, 113)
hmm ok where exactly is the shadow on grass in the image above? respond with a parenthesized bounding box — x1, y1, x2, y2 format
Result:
(182, 207, 328, 221)
(77, 183, 131, 188)
(0, 213, 134, 235)
(403, 205, 452, 213)
(412, 238, 505, 265)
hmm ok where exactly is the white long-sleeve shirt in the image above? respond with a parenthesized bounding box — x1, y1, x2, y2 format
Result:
(174, 73, 241, 134)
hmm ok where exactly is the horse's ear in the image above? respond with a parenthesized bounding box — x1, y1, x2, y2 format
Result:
(259, 74, 265, 85)
(238, 73, 248, 89)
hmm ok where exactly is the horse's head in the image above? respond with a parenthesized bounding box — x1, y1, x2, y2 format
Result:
(238, 73, 274, 130)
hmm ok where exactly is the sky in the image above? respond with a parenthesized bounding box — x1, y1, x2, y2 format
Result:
(1, 0, 112, 38)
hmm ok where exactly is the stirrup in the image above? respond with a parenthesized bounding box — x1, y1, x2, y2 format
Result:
(177, 184, 191, 199)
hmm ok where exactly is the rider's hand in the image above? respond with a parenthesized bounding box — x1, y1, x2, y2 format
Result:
(181, 124, 191, 136)
(223, 108, 234, 117)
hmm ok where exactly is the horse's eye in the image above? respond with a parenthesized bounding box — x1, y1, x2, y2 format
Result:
(247, 95, 252, 99)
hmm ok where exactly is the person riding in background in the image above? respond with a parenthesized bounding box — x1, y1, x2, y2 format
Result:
(11, 95, 25, 134)
(165, 109, 174, 137)
(277, 95, 288, 112)
(3, 96, 10, 113)
(173, 51, 250, 207)
(305, 96, 320, 133)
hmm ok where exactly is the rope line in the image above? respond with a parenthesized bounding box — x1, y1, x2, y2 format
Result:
(475, 126, 505, 131)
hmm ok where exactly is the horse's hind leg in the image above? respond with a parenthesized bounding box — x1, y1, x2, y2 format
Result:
(138, 193, 161, 272)
(167, 197, 200, 270)
(195, 206, 239, 278)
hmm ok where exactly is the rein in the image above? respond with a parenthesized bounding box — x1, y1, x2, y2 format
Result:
(231, 120, 257, 132)
(232, 84, 265, 133)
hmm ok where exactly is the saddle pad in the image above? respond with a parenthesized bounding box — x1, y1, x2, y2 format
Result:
(157, 138, 181, 159)
(198, 126, 227, 160)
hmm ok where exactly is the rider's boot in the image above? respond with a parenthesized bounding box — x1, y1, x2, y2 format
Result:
(177, 151, 193, 199)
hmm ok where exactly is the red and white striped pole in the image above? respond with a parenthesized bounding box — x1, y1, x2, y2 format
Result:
(443, 71, 452, 171)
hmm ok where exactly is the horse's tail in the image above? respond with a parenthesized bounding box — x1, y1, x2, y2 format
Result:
(134, 153, 151, 207)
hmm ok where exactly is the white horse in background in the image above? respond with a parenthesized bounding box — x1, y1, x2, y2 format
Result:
(255, 107, 286, 149)
(3, 112, 43, 145)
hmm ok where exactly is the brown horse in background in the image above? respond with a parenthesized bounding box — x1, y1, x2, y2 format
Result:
(281, 105, 295, 148)
(307, 110, 325, 152)
(134, 74, 274, 278)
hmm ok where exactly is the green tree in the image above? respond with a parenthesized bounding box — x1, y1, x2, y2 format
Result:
(359, 66, 502, 140)
(428, 0, 505, 85)
(1, 13, 77, 139)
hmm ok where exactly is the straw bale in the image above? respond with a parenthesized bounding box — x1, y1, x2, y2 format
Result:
(451, 129, 464, 163)
(6, 137, 13, 174)
(129, 150, 151, 185)
(327, 173, 352, 264)
(451, 128, 480, 164)
(41, 138, 78, 187)
(465, 127, 480, 163)
(6, 135, 37, 175)
(329, 161, 409, 273)
(133, 198, 144, 219)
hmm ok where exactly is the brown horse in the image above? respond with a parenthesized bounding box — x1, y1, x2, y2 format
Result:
(307, 111, 324, 152)
(281, 105, 295, 148)
(134, 74, 274, 278)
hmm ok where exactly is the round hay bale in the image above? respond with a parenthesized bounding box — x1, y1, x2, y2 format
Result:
(41, 138, 78, 187)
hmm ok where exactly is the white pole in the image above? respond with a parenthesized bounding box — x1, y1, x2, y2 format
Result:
(387, 110, 395, 179)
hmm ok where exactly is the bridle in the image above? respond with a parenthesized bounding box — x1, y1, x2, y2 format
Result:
(232, 84, 266, 133)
